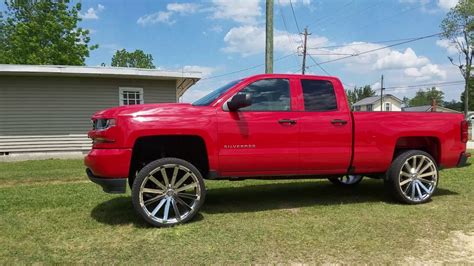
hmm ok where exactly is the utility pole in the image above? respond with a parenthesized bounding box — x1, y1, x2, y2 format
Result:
(380, 74, 384, 111)
(301, 27, 310, 75)
(265, 0, 273, 74)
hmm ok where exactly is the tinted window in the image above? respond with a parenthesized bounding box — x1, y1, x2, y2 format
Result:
(237, 79, 290, 111)
(301, 79, 337, 111)
(193, 79, 242, 106)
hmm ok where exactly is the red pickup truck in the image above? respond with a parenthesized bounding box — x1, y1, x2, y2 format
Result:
(85, 74, 469, 227)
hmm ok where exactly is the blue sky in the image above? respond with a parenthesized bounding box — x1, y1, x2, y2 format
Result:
(1, 0, 465, 102)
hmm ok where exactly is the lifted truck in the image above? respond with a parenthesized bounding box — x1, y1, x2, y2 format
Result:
(85, 74, 470, 227)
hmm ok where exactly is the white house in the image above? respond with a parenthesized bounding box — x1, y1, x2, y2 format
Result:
(352, 94, 403, 111)
(0, 64, 201, 160)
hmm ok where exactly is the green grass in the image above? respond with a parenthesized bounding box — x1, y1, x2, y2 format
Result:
(1, 156, 474, 264)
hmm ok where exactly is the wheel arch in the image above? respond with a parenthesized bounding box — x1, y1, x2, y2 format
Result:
(392, 136, 441, 165)
(128, 135, 211, 185)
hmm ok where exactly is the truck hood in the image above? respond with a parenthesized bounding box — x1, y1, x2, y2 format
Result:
(93, 103, 214, 118)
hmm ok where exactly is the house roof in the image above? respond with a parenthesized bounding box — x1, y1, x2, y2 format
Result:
(0, 64, 202, 97)
(352, 94, 402, 106)
(402, 105, 432, 112)
(403, 105, 461, 113)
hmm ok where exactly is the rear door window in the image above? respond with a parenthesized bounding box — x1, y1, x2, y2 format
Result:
(301, 79, 337, 111)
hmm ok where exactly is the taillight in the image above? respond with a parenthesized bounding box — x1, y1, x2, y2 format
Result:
(461, 120, 468, 143)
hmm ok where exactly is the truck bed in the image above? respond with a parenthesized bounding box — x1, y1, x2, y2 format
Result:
(351, 111, 466, 174)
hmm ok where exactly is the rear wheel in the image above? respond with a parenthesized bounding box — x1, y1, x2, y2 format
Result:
(385, 150, 438, 204)
(328, 175, 363, 186)
(132, 158, 206, 227)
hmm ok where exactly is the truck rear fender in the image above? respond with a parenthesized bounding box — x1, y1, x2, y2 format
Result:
(392, 136, 441, 165)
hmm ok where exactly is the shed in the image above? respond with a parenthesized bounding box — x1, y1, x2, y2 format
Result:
(0, 64, 201, 159)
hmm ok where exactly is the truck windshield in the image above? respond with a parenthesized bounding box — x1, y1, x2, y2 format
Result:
(192, 79, 242, 106)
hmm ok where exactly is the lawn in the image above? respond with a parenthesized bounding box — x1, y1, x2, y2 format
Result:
(0, 156, 473, 264)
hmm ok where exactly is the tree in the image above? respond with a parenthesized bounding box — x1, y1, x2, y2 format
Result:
(0, 0, 97, 65)
(444, 99, 463, 111)
(460, 76, 474, 110)
(440, 0, 474, 116)
(346, 85, 376, 106)
(409, 87, 445, 107)
(111, 49, 155, 69)
(402, 96, 410, 107)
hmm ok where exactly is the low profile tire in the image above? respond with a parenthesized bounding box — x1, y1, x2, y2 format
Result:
(131, 158, 206, 227)
(384, 150, 438, 204)
(328, 175, 363, 186)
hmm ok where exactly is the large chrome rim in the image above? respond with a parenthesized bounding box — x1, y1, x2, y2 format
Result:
(399, 155, 438, 202)
(338, 175, 362, 185)
(139, 164, 202, 225)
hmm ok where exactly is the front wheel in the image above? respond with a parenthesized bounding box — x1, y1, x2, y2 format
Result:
(132, 158, 206, 227)
(384, 150, 438, 204)
(328, 175, 363, 186)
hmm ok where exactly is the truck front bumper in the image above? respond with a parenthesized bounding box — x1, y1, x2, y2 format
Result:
(86, 168, 127, 194)
(457, 152, 471, 167)
(84, 148, 132, 194)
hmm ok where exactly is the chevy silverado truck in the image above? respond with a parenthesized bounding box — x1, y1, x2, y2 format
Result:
(85, 74, 470, 227)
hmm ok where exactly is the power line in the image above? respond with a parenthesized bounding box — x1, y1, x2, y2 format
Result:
(277, 0, 300, 69)
(200, 52, 297, 81)
(306, 33, 441, 66)
(306, 0, 354, 28)
(307, 54, 331, 76)
(347, 4, 419, 33)
(312, 1, 383, 30)
(307, 52, 358, 56)
(289, 0, 301, 34)
(384, 80, 465, 91)
(308, 34, 440, 50)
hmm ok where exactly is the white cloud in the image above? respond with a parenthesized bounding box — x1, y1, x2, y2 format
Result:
(210, 25, 223, 33)
(137, 2, 199, 26)
(210, 0, 262, 25)
(80, 4, 105, 20)
(437, 0, 459, 11)
(166, 3, 200, 14)
(374, 48, 430, 70)
(399, 0, 459, 12)
(404, 64, 447, 81)
(306, 40, 450, 93)
(436, 38, 463, 55)
(222, 25, 328, 56)
(278, 0, 311, 6)
(137, 11, 175, 26)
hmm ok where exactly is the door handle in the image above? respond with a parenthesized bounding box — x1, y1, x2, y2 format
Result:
(278, 119, 297, 125)
(331, 119, 348, 125)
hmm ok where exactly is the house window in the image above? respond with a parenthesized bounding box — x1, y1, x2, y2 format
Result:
(385, 102, 391, 111)
(119, 87, 144, 106)
(355, 106, 361, 111)
(366, 104, 373, 111)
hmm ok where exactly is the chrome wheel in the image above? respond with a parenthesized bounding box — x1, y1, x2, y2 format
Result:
(398, 154, 438, 202)
(328, 175, 363, 186)
(339, 175, 362, 185)
(136, 161, 204, 226)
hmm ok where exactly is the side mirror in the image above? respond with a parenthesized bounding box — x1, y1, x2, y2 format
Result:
(227, 93, 252, 111)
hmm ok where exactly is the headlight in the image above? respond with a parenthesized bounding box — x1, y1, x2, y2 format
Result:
(92, 118, 116, 130)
